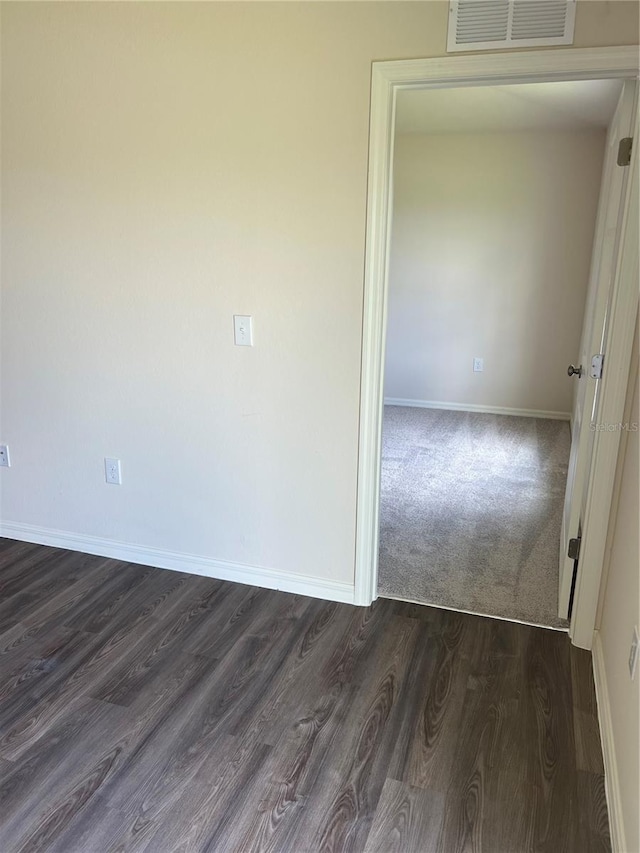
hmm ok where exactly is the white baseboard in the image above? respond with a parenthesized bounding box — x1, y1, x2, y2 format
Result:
(592, 631, 626, 853)
(384, 397, 571, 421)
(0, 521, 355, 605)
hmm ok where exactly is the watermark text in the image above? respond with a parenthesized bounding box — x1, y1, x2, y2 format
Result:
(590, 422, 639, 432)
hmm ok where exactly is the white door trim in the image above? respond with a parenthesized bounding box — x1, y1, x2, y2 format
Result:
(354, 46, 639, 642)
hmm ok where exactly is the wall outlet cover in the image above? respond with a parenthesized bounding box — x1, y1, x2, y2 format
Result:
(104, 457, 122, 485)
(0, 445, 10, 467)
(473, 357, 484, 372)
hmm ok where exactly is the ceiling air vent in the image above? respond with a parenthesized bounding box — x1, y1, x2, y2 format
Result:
(447, 0, 576, 52)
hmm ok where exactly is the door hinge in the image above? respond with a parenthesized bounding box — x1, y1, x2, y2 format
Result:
(568, 537, 581, 561)
(590, 353, 604, 379)
(617, 137, 633, 167)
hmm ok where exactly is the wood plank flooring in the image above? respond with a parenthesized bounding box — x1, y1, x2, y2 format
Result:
(0, 539, 610, 852)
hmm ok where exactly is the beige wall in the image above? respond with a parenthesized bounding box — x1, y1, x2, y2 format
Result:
(0, 2, 637, 587)
(598, 317, 639, 853)
(385, 129, 605, 414)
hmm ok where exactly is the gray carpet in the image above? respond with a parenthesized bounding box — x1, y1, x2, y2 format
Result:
(378, 406, 570, 629)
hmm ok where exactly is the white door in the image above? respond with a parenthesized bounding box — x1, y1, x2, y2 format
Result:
(559, 80, 637, 619)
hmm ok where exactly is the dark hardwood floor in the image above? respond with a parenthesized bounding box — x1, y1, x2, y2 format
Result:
(0, 539, 609, 852)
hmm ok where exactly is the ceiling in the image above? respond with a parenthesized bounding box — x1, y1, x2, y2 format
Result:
(395, 79, 623, 136)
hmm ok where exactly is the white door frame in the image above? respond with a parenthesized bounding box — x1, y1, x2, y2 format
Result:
(354, 46, 639, 650)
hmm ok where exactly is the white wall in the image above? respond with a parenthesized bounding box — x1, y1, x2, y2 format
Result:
(385, 129, 606, 415)
(597, 316, 639, 853)
(0, 2, 637, 594)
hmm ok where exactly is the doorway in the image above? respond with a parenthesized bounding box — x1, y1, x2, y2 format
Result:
(378, 80, 619, 629)
(354, 48, 639, 650)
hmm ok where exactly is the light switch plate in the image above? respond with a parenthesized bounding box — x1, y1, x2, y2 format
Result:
(233, 315, 253, 347)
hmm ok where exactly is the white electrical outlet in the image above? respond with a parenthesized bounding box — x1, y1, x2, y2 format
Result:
(104, 457, 122, 485)
(0, 445, 10, 467)
(473, 357, 484, 372)
(233, 315, 253, 347)
(629, 626, 639, 680)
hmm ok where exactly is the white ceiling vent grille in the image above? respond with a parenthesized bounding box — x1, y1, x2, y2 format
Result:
(447, 0, 576, 52)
